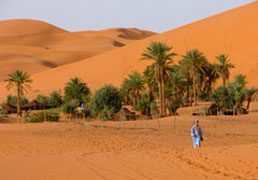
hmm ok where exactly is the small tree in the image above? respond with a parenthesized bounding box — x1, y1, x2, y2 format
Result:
(211, 86, 235, 113)
(49, 91, 63, 107)
(62, 99, 80, 115)
(166, 66, 186, 115)
(121, 71, 144, 108)
(5, 70, 32, 117)
(216, 54, 234, 87)
(137, 92, 154, 116)
(35, 94, 49, 106)
(211, 74, 253, 115)
(64, 77, 90, 104)
(90, 85, 122, 120)
(245, 87, 258, 110)
(7, 95, 29, 107)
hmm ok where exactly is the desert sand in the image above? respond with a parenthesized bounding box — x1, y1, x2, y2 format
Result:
(0, 113, 257, 180)
(0, 19, 155, 81)
(1, 2, 257, 99)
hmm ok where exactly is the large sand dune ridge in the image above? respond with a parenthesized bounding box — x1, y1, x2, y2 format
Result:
(0, 19, 155, 82)
(13, 1, 258, 98)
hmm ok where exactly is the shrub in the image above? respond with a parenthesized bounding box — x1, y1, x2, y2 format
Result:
(35, 94, 49, 105)
(137, 93, 152, 116)
(0, 109, 8, 116)
(211, 74, 252, 114)
(167, 98, 182, 115)
(0, 102, 8, 116)
(90, 85, 122, 120)
(49, 91, 63, 106)
(7, 95, 29, 106)
(62, 99, 80, 114)
(150, 101, 158, 117)
(98, 107, 116, 121)
(64, 77, 90, 104)
(25, 110, 60, 123)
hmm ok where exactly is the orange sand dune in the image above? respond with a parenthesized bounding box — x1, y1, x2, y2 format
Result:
(0, 19, 67, 37)
(0, 19, 155, 81)
(2, 1, 255, 98)
(0, 114, 257, 179)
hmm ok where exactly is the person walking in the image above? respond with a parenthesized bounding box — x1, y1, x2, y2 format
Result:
(191, 120, 203, 148)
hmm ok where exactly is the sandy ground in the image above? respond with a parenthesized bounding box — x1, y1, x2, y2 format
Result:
(0, 113, 257, 180)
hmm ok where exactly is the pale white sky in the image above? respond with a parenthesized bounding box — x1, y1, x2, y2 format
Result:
(0, 0, 255, 32)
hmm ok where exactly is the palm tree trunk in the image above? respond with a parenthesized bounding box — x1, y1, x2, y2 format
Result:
(155, 64, 163, 117)
(17, 85, 22, 119)
(147, 86, 152, 117)
(186, 81, 190, 106)
(193, 75, 198, 106)
(160, 66, 166, 117)
(155, 64, 162, 116)
(246, 99, 251, 110)
(223, 78, 227, 87)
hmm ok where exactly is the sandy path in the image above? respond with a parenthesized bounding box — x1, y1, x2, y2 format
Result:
(0, 152, 195, 180)
(0, 114, 257, 179)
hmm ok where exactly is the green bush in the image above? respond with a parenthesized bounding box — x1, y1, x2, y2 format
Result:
(137, 93, 152, 115)
(35, 94, 49, 105)
(49, 91, 63, 106)
(0, 109, 8, 116)
(167, 98, 182, 115)
(7, 95, 29, 106)
(98, 107, 115, 121)
(25, 110, 60, 123)
(150, 102, 158, 117)
(62, 99, 80, 114)
(63, 77, 90, 104)
(90, 85, 122, 120)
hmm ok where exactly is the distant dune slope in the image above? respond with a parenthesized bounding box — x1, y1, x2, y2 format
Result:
(0, 19, 155, 81)
(0, 2, 257, 99)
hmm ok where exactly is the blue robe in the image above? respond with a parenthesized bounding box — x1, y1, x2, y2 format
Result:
(191, 126, 203, 148)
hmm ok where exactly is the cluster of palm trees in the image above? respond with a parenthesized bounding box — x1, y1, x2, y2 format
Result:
(120, 41, 251, 117)
(3, 41, 257, 119)
(212, 74, 258, 114)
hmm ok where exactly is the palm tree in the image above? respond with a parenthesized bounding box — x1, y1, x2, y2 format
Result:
(143, 65, 157, 116)
(49, 91, 63, 107)
(234, 74, 247, 88)
(232, 74, 247, 114)
(166, 66, 187, 115)
(209, 63, 220, 90)
(64, 77, 90, 104)
(245, 87, 258, 110)
(123, 71, 145, 108)
(180, 49, 208, 105)
(177, 62, 192, 106)
(5, 70, 32, 117)
(142, 42, 176, 117)
(216, 54, 234, 87)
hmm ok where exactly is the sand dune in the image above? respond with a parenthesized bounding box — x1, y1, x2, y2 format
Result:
(0, 114, 257, 179)
(0, 19, 155, 81)
(1, 1, 255, 98)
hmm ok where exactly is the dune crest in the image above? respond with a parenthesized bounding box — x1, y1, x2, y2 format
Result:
(0, 19, 156, 82)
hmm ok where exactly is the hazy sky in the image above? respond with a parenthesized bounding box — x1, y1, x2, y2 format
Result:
(0, 0, 255, 32)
